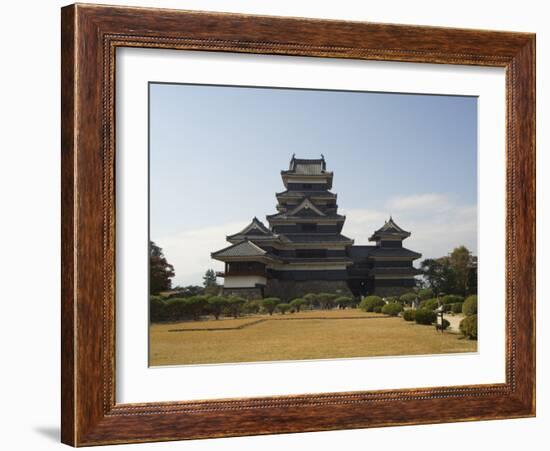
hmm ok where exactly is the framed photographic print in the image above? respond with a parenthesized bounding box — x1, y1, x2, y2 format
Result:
(61, 3, 535, 446)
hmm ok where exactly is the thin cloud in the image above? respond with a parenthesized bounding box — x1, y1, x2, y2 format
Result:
(156, 221, 247, 287)
(342, 193, 477, 264)
(387, 193, 451, 212)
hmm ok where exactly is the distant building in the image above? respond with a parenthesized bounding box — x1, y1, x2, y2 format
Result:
(211, 156, 422, 300)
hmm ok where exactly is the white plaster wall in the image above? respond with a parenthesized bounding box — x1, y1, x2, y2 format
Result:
(224, 275, 267, 288)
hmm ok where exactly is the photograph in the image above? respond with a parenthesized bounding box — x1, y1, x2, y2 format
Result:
(148, 83, 479, 366)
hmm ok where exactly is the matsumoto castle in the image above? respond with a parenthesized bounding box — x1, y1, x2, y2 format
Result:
(211, 156, 422, 300)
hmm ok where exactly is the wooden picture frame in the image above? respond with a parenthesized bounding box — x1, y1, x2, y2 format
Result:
(61, 3, 535, 446)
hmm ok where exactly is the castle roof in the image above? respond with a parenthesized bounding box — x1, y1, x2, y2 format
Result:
(369, 217, 411, 241)
(227, 217, 275, 241)
(348, 245, 421, 260)
(276, 190, 337, 199)
(282, 233, 354, 244)
(280, 155, 334, 189)
(211, 240, 280, 263)
(281, 155, 329, 175)
(368, 247, 421, 259)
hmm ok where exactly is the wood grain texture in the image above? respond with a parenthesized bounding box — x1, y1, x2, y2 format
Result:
(61, 3, 536, 446)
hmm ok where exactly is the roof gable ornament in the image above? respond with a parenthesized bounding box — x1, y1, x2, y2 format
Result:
(288, 197, 326, 217)
(227, 217, 273, 239)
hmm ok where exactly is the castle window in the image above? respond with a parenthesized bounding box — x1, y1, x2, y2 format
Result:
(296, 249, 326, 259)
(301, 223, 317, 232)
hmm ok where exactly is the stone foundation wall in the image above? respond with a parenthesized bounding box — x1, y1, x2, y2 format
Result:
(222, 287, 263, 300)
(264, 279, 353, 301)
(373, 286, 411, 297)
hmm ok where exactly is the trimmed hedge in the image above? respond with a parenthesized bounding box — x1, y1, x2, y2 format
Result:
(382, 302, 403, 316)
(460, 314, 478, 339)
(418, 288, 434, 300)
(419, 298, 440, 311)
(261, 297, 281, 315)
(415, 308, 437, 325)
(403, 309, 416, 321)
(289, 298, 306, 312)
(207, 296, 228, 319)
(462, 295, 478, 316)
(385, 296, 399, 304)
(442, 294, 464, 305)
(317, 293, 337, 309)
(400, 293, 417, 305)
(373, 306, 383, 313)
(277, 303, 291, 314)
(243, 299, 261, 314)
(359, 296, 385, 312)
(150, 296, 166, 322)
(164, 298, 191, 321)
(334, 296, 353, 309)
(451, 302, 464, 314)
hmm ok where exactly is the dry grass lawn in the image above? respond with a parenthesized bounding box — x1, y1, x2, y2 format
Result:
(149, 309, 477, 366)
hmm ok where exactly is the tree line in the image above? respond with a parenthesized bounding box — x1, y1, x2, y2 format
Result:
(420, 245, 477, 297)
(150, 292, 357, 323)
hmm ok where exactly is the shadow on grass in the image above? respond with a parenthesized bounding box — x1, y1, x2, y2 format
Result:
(168, 314, 392, 332)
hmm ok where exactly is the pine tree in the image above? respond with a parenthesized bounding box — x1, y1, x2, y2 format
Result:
(203, 269, 217, 287)
(149, 241, 175, 294)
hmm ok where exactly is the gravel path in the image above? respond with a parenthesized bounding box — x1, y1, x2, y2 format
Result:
(445, 313, 466, 333)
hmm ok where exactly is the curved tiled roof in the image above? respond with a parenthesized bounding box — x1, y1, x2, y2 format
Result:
(281, 156, 329, 175)
(283, 234, 353, 243)
(227, 217, 274, 239)
(368, 247, 421, 259)
(212, 240, 267, 258)
(276, 190, 337, 198)
(369, 216, 411, 241)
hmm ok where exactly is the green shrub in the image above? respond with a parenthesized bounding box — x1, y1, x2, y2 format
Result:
(459, 314, 478, 339)
(226, 296, 246, 318)
(243, 299, 261, 314)
(415, 308, 437, 325)
(451, 302, 464, 314)
(289, 298, 305, 312)
(277, 303, 291, 314)
(403, 309, 416, 321)
(164, 298, 190, 321)
(382, 302, 403, 316)
(261, 297, 281, 315)
(419, 298, 440, 311)
(373, 306, 383, 313)
(462, 295, 478, 316)
(400, 293, 417, 306)
(317, 293, 337, 309)
(334, 296, 353, 309)
(303, 293, 318, 307)
(442, 294, 464, 305)
(207, 296, 227, 320)
(185, 296, 209, 320)
(150, 296, 166, 322)
(418, 288, 434, 300)
(359, 296, 385, 312)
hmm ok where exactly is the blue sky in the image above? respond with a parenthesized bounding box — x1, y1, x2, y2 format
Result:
(149, 83, 477, 286)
